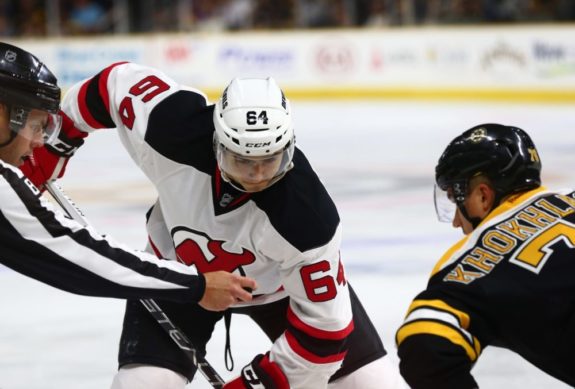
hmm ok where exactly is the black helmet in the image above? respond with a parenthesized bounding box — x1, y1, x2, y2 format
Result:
(0, 42, 61, 146)
(436, 123, 541, 204)
(0, 42, 60, 114)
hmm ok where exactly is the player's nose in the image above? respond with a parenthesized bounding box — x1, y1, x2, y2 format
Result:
(248, 163, 266, 179)
(452, 211, 461, 229)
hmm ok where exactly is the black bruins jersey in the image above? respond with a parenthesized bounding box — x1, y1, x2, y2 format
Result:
(396, 187, 575, 389)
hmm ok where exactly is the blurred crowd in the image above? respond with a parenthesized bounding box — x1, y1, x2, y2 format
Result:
(1, 0, 574, 37)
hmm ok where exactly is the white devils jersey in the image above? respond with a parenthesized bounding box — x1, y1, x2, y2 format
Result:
(62, 62, 353, 388)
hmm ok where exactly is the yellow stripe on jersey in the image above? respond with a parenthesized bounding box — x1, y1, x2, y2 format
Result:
(396, 321, 481, 362)
(480, 187, 547, 226)
(405, 299, 472, 328)
(431, 237, 468, 277)
(397, 299, 482, 361)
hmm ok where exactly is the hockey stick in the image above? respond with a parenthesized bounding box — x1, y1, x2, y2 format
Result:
(44, 181, 225, 388)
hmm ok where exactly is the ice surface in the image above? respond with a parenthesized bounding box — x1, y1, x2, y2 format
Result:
(1, 100, 573, 388)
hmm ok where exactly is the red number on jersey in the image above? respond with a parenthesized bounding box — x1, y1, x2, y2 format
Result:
(336, 257, 347, 286)
(119, 75, 171, 130)
(119, 97, 135, 129)
(300, 261, 337, 302)
(129, 75, 170, 103)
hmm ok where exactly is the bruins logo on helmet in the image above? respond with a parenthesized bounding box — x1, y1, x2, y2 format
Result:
(467, 128, 487, 143)
(4, 50, 17, 62)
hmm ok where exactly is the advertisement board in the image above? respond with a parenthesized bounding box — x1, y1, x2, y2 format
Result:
(9, 26, 575, 102)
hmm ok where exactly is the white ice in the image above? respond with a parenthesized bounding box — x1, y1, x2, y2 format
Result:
(1, 100, 574, 388)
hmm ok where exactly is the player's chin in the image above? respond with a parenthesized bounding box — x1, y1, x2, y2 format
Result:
(242, 182, 269, 192)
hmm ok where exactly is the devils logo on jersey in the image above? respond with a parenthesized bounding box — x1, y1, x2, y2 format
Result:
(172, 226, 256, 273)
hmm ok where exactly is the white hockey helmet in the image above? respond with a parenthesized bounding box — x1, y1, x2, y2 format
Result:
(213, 77, 295, 192)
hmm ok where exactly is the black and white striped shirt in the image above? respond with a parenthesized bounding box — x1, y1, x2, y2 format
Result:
(0, 160, 204, 302)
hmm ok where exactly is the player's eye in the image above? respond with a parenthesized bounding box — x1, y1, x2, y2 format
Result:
(29, 124, 43, 135)
(234, 156, 253, 165)
(262, 156, 280, 165)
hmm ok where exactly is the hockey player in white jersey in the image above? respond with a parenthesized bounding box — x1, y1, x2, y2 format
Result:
(1, 41, 256, 307)
(28, 61, 406, 388)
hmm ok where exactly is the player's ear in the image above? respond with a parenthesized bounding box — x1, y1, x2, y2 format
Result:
(0, 103, 9, 132)
(0, 103, 11, 144)
(477, 183, 496, 213)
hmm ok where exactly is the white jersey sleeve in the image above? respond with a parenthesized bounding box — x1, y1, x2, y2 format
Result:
(260, 222, 353, 387)
(61, 62, 208, 184)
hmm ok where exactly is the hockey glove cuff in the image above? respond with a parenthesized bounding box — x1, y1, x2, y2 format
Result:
(223, 353, 289, 389)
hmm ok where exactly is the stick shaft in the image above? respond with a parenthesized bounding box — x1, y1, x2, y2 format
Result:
(44, 182, 225, 388)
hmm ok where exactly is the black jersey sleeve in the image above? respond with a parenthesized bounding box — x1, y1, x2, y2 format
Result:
(398, 333, 479, 389)
(396, 287, 484, 389)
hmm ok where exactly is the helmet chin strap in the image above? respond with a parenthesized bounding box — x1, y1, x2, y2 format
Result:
(219, 169, 250, 192)
(456, 202, 483, 229)
(456, 192, 501, 230)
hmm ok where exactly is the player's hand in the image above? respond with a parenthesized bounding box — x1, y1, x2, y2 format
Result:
(199, 271, 257, 311)
(223, 353, 289, 389)
(20, 112, 87, 191)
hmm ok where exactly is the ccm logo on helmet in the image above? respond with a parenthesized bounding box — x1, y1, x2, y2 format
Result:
(246, 142, 271, 148)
